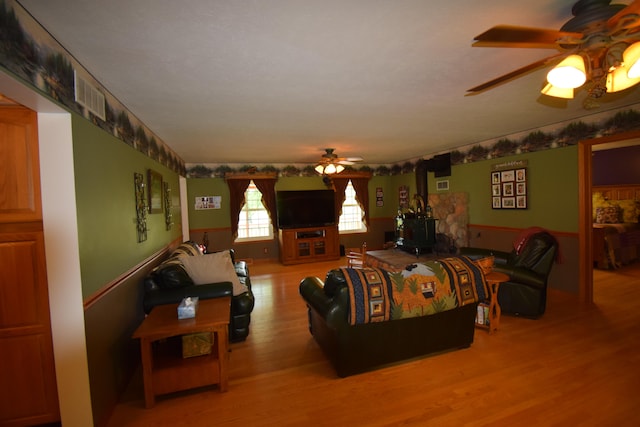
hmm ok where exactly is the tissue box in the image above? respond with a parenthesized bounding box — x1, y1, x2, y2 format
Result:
(177, 296, 199, 319)
(182, 332, 214, 358)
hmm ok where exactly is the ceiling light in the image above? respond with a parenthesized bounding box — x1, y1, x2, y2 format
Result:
(541, 83, 574, 99)
(546, 55, 586, 89)
(606, 64, 640, 92)
(623, 41, 640, 78)
(315, 163, 344, 175)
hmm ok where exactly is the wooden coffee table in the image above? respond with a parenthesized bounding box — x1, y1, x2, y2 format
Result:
(133, 297, 231, 408)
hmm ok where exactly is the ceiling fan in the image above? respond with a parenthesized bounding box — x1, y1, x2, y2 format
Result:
(468, 0, 640, 104)
(314, 148, 363, 175)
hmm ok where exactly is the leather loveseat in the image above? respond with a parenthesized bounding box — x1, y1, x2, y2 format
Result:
(143, 241, 255, 342)
(299, 266, 480, 377)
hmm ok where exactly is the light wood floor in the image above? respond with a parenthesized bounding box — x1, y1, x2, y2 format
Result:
(107, 260, 640, 426)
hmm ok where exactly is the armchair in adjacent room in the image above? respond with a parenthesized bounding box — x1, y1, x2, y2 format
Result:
(460, 230, 558, 318)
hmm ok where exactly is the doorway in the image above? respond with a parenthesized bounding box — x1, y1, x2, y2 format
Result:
(578, 131, 640, 304)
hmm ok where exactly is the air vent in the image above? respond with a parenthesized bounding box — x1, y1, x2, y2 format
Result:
(74, 70, 105, 120)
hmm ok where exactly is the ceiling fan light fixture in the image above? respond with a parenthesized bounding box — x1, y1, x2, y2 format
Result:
(546, 55, 586, 89)
(623, 41, 640, 78)
(541, 83, 574, 99)
(606, 64, 640, 92)
(315, 163, 344, 175)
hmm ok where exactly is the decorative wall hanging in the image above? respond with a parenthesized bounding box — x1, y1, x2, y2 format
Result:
(195, 196, 222, 210)
(491, 160, 528, 209)
(164, 181, 172, 230)
(147, 169, 163, 214)
(399, 185, 409, 209)
(376, 187, 384, 207)
(134, 172, 147, 242)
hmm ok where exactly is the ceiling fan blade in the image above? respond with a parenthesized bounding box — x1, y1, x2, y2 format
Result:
(472, 25, 583, 48)
(467, 52, 567, 93)
(607, 0, 640, 30)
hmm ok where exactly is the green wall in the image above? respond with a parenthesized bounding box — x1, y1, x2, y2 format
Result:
(187, 173, 418, 231)
(72, 115, 183, 298)
(429, 146, 579, 232)
(187, 145, 579, 237)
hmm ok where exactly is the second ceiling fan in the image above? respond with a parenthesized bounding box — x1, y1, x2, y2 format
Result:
(468, 0, 640, 102)
(314, 148, 363, 175)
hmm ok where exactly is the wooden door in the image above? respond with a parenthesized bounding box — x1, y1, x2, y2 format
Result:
(0, 106, 60, 425)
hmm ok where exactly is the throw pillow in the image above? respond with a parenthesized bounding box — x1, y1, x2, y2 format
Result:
(595, 206, 621, 224)
(179, 250, 248, 296)
(152, 262, 193, 289)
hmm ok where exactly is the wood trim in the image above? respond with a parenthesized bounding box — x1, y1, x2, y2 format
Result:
(82, 240, 180, 310)
(467, 223, 576, 238)
(224, 172, 278, 180)
(592, 184, 640, 200)
(333, 171, 373, 179)
(578, 130, 640, 307)
(189, 227, 231, 233)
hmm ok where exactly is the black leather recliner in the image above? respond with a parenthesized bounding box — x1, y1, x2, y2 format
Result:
(460, 231, 558, 318)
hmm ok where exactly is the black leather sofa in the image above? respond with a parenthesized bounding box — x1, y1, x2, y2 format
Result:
(143, 241, 255, 342)
(460, 230, 558, 318)
(299, 268, 477, 377)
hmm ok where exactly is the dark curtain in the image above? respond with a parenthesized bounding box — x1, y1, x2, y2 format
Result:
(253, 178, 278, 231)
(226, 176, 278, 240)
(351, 177, 370, 227)
(333, 176, 370, 227)
(332, 178, 349, 220)
(226, 178, 251, 239)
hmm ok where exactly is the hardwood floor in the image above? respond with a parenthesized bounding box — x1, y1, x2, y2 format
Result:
(107, 260, 640, 426)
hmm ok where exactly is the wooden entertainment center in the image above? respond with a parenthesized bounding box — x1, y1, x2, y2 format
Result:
(278, 225, 340, 265)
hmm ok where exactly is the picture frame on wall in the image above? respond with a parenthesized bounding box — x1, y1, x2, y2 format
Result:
(491, 161, 528, 210)
(148, 169, 163, 214)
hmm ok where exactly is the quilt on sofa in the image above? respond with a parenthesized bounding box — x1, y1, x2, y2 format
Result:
(341, 256, 487, 325)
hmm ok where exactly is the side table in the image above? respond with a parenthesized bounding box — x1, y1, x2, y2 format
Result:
(478, 271, 510, 334)
(133, 297, 231, 408)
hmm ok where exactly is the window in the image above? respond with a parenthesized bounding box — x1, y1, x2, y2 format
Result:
(339, 180, 366, 233)
(236, 180, 273, 241)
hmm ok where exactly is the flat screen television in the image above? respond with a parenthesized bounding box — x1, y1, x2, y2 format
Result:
(276, 190, 336, 229)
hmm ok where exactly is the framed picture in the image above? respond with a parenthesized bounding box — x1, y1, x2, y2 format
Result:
(147, 169, 163, 214)
(517, 195, 527, 208)
(501, 170, 515, 182)
(491, 167, 527, 209)
(502, 197, 516, 208)
(399, 185, 409, 208)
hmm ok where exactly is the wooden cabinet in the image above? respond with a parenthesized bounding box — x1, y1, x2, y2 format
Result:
(0, 107, 59, 425)
(278, 225, 340, 265)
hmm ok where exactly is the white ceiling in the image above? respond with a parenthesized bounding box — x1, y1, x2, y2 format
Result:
(17, 0, 640, 165)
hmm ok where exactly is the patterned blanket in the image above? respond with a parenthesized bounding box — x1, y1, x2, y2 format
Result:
(341, 256, 487, 325)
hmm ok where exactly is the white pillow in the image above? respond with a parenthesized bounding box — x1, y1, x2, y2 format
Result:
(179, 251, 248, 296)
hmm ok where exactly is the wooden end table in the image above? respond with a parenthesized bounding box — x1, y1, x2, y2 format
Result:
(478, 271, 510, 334)
(133, 297, 231, 408)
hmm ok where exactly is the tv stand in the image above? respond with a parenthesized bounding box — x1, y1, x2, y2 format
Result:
(279, 225, 340, 265)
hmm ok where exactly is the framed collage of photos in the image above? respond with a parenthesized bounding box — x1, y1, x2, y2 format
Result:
(491, 161, 528, 209)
